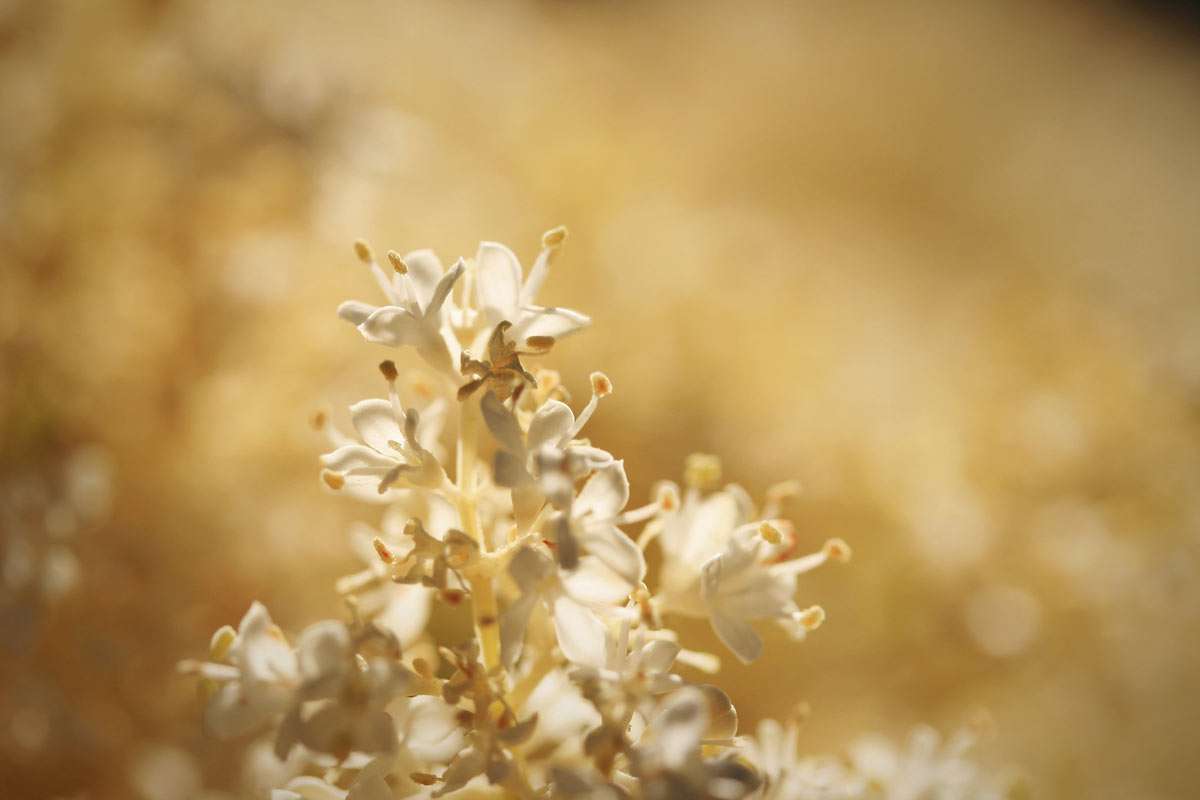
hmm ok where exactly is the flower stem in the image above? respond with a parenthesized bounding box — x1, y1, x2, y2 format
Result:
(457, 395, 502, 672)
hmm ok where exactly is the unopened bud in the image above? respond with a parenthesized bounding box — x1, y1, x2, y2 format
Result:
(823, 538, 852, 563)
(386, 250, 408, 274)
(379, 360, 398, 382)
(353, 239, 374, 264)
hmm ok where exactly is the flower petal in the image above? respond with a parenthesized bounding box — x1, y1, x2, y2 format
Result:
(512, 307, 591, 341)
(708, 609, 763, 664)
(296, 621, 352, 690)
(350, 399, 405, 455)
(639, 639, 681, 674)
(575, 461, 630, 520)
(527, 400, 574, 453)
(401, 248, 444, 310)
(358, 306, 425, 347)
(552, 594, 607, 668)
(337, 300, 376, 325)
(321, 445, 396, 472)
(474, 241, 522, 324)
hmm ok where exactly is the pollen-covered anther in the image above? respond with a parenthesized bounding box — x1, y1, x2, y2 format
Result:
(373, 537, 396, 564)
(409, 773, 439, 787)
(823, 537, 853, 563)
(353, 239, 374, 264)
(657, 483, 680, 511)
(386, 250, 408, 274)
(440, 588, 466, 606)
(797, 605, 826, 631)
(542, 225, 568, 249)
(684, 453, 722, 491)
(590, 371, 613, 398)
(321, 470, 345, 490)
(759, 522, 783, 544)
(525, 336, 555, 354)
(379, 360, 398, 383)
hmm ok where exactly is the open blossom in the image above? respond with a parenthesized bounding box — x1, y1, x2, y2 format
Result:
(651, 460, 850, 663)
(180, 228, 1008, 800)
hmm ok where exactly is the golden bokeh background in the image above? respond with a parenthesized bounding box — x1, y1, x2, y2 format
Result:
(3, 1, 1199, 798)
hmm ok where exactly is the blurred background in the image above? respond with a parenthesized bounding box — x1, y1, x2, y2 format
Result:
(2, 1, 1199, 798)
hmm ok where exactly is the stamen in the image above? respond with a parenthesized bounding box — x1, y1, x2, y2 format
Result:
(379, 360, 399, 383)
(353, 240, 374, 264)
(684, 453, 722, 491)
(566, 374, 611, 440)
(590, 371, 613, 398)
(823, 538, 853, 563)
(657, 483, 680, 512)
(796, 605, 826, 631)
(541, 226, 568, 249)
(759, 522, 783, 545)
(310, 410, 327, 430)
(410, 773, 439, 786)
(386, 250, 408, 274)
(524, 336, 555, 354)
(321, 470, 345, 490)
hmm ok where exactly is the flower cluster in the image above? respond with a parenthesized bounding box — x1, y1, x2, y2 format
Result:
(182, 229, 1010, 799)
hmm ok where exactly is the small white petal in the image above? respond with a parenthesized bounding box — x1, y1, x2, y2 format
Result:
(575, 461, 630, 520)
(337, 300, 376, 325)
(513, 307, 591, 341)
(401, 248, 444, 310)
(296, 621, 352, 688)
(653, 687, 709, 769)
(349, 399, 406, 455)
(527, 400, 575, 452)
(358, 306, 425, 346)
(708, 610, 763, 664)
(320, 445, 397, 472)
(552, 594, 608, 668)
(639, 639, 681, 674)
(481, 391, 525, 456)
(285, 777, 348, 800)
(474, 241, 522, 324)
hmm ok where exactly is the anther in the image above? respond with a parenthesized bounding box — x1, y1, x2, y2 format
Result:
(684, 453, 722, 491)
(525, 336, 555, 354)
(373, 537, 396, 564)
(409, 773, 439, 786)
(759, 522, 783, 544)
(542, 225, 568, 249)
(353, 239, 374, 264)
(657, 483, 680, 511)
(386, 250, 408, 274)
(822, 538, 852, 563)
(321, 470, 345, 490)
(379, 360, 399, 382)
(311, 411, 327, 430)
(590, 371, 613, 398)
(797, 605, 826, 631)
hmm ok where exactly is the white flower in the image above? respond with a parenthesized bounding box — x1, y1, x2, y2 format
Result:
(183, 603, 300, 739)
(469, 227, 590, 350)
(655, 481, 849, 664)
(338, 243, 465, 375)
(320, 395, 449, 502)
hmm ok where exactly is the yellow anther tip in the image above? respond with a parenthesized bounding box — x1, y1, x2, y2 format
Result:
(759, 522, 783, 544)
(797, 605, 826, 630)
(321, 470, 346, 490)
(590, 371, 613, 398)
(386, 250, 408, 274)
(542, 225, 568, 249)
(353, 239, 374, 264)
(823, 538, 853, 563)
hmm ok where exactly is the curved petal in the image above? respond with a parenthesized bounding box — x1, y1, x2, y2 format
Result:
(321, 445, 396, 472)
(474, 241, 522, 324)
(296, 621, 352, 689)
(552, 594, 607, 668)
(575, 461, 630, 520)
(561, 555, 636, 606)
(349, 399, 405, 455)
(375, 585, 432, 647)
(337, 300, 377, 325)
(358, 306, 424, 347)
(527, 400, 575, 452)
(708, 609, 763, 665)
(513, 307, 591, 341)
(639, 639, 681, 674)
(401, 248, 444, 310)
(574, 524, 645, 593)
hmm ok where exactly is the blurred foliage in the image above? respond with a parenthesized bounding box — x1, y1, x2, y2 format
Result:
(2, 1, 1199, 798)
